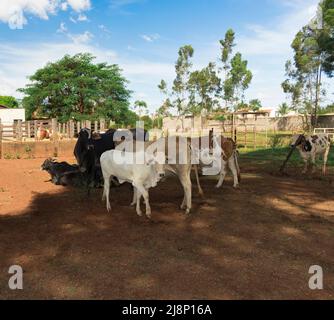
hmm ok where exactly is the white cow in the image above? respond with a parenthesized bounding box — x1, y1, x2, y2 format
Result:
(291, 134, 331, 175)
(100, 149, 165, 218)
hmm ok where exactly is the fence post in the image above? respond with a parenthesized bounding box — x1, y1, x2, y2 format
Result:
(245, 125, 247, 149)
(0, 119, 2, 159)
(17, 120, 23, 142)
(253, 125, 257, 150)
(94, 120, 98, 132)
(77, 121, 81, 134)
(27, 121, 31, 139)
(66, 121, 70, 139)
(86, 120, 91, 131)
(100, 119, 105, 132)
(51, 118, 58, 137)
(51, 118, 59, 157)
(34, 120, 38, 141)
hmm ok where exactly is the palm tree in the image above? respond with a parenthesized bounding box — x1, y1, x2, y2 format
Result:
(277, 103, 290, 116)
(134, 100, 148, 117)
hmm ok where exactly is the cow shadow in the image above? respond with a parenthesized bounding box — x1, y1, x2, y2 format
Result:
(0, 172, 333, 300)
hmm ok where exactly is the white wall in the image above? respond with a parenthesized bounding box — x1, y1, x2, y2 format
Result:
(0, 108, 25, 124)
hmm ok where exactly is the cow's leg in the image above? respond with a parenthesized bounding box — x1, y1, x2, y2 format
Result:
(228, 157, 239, 188)
(323, 148, 330, 175)
(302, 159, 308, 174)
(103, 175, 111, 212)
(310, 154, 317, 173)
(216, 161, 227, 188)
(136, 189, 143, 217)
(179, 171, 192, 214)
(135, 184, 151, 218)
(131, 187, 137, 207)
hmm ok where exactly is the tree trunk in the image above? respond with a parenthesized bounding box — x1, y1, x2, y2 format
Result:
(313, 64, 322, 128)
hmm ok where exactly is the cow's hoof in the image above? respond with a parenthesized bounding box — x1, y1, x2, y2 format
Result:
(130, 202, 136, 207)
(233, 185, 240, 189)
(185, 208, 191, 215)
(215, 185, 222, 189)
(136, 210, 143, 217)
(145, 212, 152, 219)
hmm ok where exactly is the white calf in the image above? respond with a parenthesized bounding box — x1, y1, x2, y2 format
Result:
(291, 134, 331, 175)
(100, 150, 165, 218)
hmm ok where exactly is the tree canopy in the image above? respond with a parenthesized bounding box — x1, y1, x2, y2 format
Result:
(19, 53, 135, 124)
(0, 96, 19, 108)
(157, 29, 254, 119)
(282, 0, 334, 128)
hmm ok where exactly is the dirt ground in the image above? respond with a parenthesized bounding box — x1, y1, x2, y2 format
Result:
(0, 157, 333, 300)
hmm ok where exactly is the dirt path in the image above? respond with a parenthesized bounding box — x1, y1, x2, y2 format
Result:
(0, 158, 333, 299)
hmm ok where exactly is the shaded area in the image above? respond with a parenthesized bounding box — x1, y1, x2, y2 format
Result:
(0, 157, 333, 299)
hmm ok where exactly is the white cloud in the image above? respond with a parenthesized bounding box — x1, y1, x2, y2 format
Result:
(68, 31, 94, 44)
(0, 39, 172, 111)
(238, 0, 318, 56)
(57, 22, 68, 33)
(99, 24, 112, 35)
(61, 2, 68, 11)
(140, 33, 160, 42)
(0, 0, 91, 29)
(66, 0, 91, 12)
(77, 13, 88, 21)
(70, 13, 89, 23)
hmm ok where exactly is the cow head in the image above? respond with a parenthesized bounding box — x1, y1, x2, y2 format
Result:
(291, 134, 312, 152)
(291, 134, 305, 147)
(74, 128, 95, 172)
(41, 158, 56, 171)
(146, 151, 166, 180)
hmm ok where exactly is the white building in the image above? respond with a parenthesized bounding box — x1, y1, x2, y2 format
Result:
(0, 105, 25, 124)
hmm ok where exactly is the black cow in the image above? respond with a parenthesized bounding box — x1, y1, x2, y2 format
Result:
(74, 127, 149, 174)
(41, 158, 83, 186)
(74, 128, 116, 190)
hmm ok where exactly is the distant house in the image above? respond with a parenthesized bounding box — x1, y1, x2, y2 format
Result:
(0, 105, 25, 124)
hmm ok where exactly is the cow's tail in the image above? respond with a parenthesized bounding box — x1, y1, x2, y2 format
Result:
(234, 149, 241, 183)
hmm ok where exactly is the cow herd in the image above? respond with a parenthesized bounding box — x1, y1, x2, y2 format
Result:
(41, 128, 331, 219)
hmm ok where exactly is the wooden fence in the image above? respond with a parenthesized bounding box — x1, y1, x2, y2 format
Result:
(0, 118, 111, 159)
(314, 128, 334, 139)
(0, 118, 109, 142)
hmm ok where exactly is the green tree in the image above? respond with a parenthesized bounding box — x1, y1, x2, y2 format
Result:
(249, 99, 262, 111)
(0, 96, 19, 108)
(277, 102, 291, 116)
(219, 29, 252, 111)
(134, 100, 148, 117)
(140, 115, 153, 131)
(18, 53, 132, 123)
(156, 98, 172, 118)
(220, 29, 235, 107)
(319, 103, 334, 114)
(172, 45, 194, 118)
(319, 0, 334, 77)
(224, 53, 253, 110)
(188, 62, 221, 115)
(281, 0, 334, 128)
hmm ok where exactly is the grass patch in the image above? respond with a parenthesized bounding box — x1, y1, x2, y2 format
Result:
(240, 146, 334, 171)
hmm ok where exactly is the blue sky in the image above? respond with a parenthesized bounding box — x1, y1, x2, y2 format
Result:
(0, 0, 324, 114)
